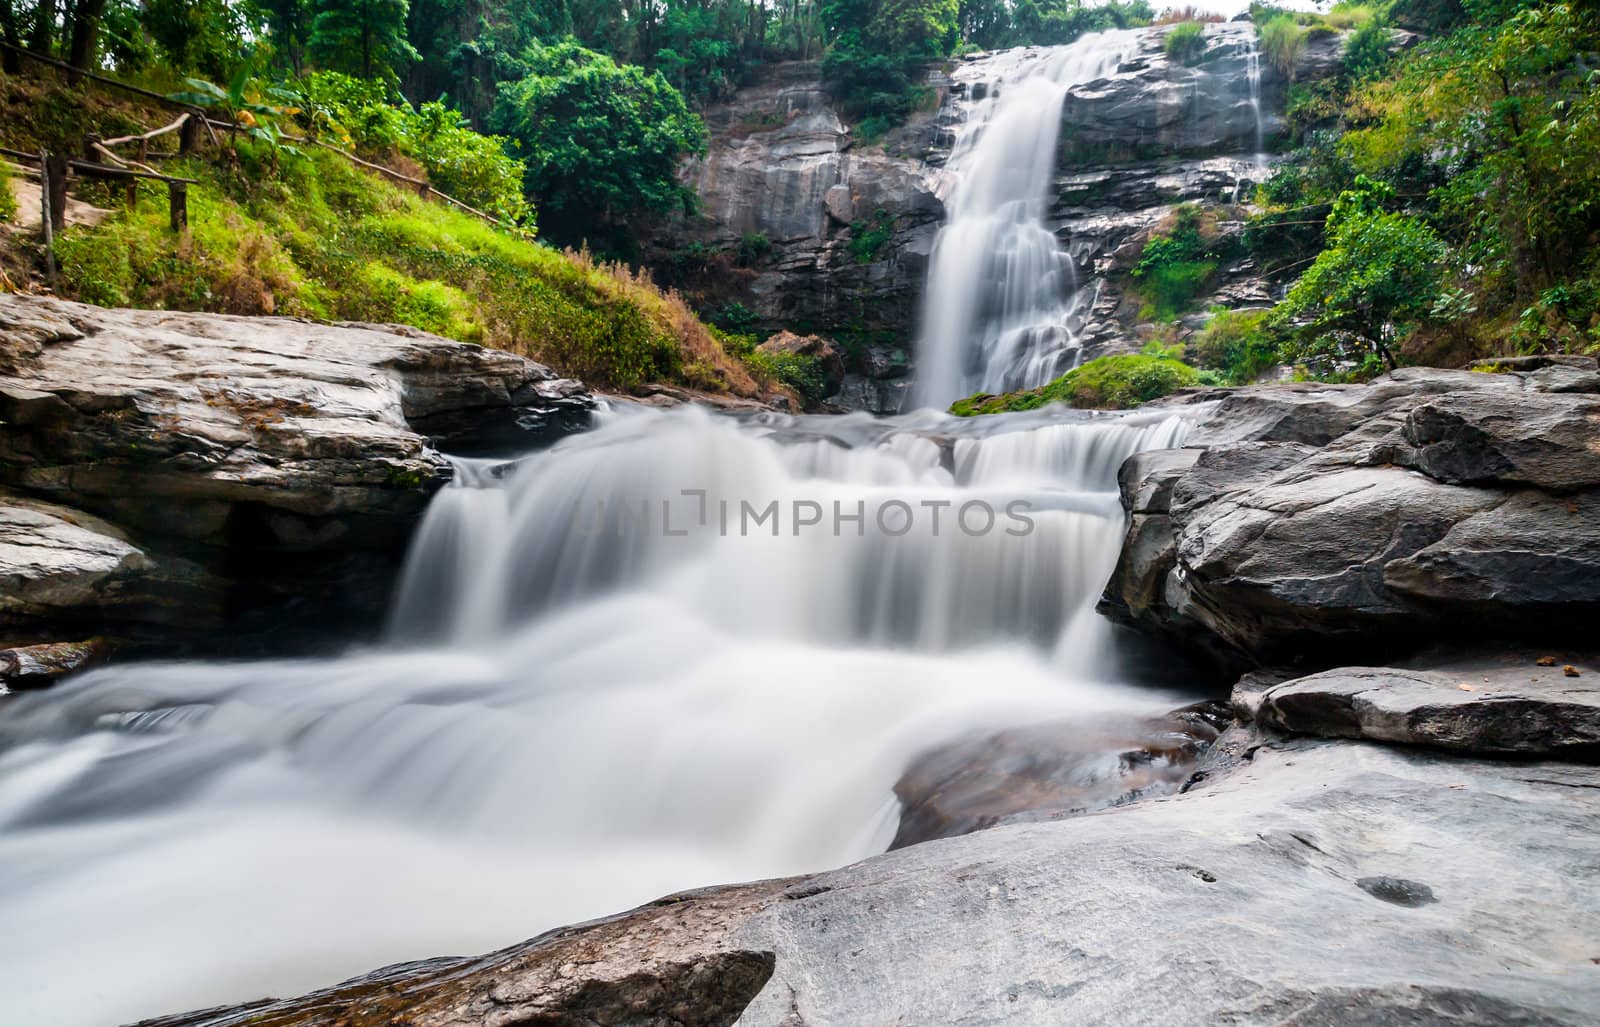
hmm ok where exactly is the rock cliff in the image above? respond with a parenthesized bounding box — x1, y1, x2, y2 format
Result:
(650, 23, 1349, 411)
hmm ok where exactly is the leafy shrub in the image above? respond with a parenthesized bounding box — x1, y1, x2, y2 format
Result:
(736, 232, 773, 267)
(0, 158, 16, 223)
(288, 72, 529, 224)
(1341, 19, 1393, 83)
(493, 41, 706, 245)
(1164, 22, 1208, 65)
(848, 209, 896, 264)
(1132, 205, 1219, 320)
(1273, 177, 1448, 369)
(1191, 308, 1280, 383)
(747, 348, 828, 404)
(950, 354, 1204, 415)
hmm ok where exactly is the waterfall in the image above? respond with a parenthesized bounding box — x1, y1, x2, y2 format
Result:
(0, 405, 1192, 1025)
(913, 32, 1135, 409)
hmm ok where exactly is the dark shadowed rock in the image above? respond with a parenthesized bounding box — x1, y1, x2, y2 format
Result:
(1238, 657, 1600, 761)
(1392, 392, 1600, 490)
(141, 736, 1600, 1026)
(0, 636, 114, 690)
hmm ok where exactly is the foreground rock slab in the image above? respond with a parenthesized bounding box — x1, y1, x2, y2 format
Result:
(146, 728, 1599, 1026)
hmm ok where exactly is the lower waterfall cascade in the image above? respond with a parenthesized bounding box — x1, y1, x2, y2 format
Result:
(0, 404, 1193, 1025)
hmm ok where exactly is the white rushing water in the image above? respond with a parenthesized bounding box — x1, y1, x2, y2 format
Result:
(914, 32, 1135, 408)
(0, 405, 1190, 1024)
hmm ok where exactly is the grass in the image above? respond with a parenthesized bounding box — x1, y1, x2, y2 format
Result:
(44, 143, 766, 395)
(950, 354, 1206, 415)
(1257, 14, 1307, 79)
(2, 69, 774, 398)
(0, 156, 15, 223)
(1164, 22, 1209, 66)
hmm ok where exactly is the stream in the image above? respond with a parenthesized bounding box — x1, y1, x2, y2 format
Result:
(0, 404, 1195, 1024)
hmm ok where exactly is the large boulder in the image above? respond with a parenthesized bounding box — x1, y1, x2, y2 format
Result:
(1102, 362, 1600, 664)
(0, 295, 592, 656)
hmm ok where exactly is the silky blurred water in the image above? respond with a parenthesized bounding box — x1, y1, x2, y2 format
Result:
(0, 404, 1192, 1024)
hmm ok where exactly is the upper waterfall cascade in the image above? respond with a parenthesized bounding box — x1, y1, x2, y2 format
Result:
(913, 23, 1275, 409)
(0, 405, 1192, 1026)
(915, 32, 1135, 408)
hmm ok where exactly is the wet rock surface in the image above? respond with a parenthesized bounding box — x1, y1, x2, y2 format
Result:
(890, 701, 1229, 848)
(149, 701, 1600, 1026)
(0, 294, 593, 657)
(1102, 362, 1600, 663)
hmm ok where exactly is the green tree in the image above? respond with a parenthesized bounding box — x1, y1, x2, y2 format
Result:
(492, 40, 706, 245)
(1274, 178, 1448, 370)
(308, 0, 419, 83)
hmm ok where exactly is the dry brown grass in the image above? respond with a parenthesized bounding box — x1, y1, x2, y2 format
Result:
(565, 247, 766, 397)
(1155, 7, 1225, 24)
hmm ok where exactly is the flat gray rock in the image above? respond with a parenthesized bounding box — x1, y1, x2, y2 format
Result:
(1239, 660, 1600, 761)
(145, 738, 1600, 1026)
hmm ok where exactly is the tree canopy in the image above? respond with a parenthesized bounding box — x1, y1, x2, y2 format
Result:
(492, 40, 707, 246)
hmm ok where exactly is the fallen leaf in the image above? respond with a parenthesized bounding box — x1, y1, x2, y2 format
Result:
(1457, 684, 1477, 692)
(1536, 656, 1557, 667)
(1564, 665, 1581, 678)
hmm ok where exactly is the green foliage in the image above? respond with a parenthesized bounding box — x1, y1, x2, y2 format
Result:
(0, 159, 16, 224)
(1257, 14, 1306, 80)
(294, 74, 528, 222)
(951, 353, 1204, 414)
(137, 0, 254, 80)
(735, 232, 773, 267)
(1163, 22, 1208, 66)
(48, 148, 758, 394)
(1131, 205, 1219, 321)
(848, 209, 896, 264)
(746, 348, 829, 404)
(493, 41, 707, 246)
(1341, 18, 1392, 84)
(1191, 308, 1280, 384)
(1274, 177, 1449, 368)
(307, 0, 419, 84)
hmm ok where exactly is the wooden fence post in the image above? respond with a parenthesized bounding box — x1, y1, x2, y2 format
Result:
(45, 151, 67, 235)
(39, 150, 57, 287)
(179, 113, 198, 155)
(168, 180, 187, 232)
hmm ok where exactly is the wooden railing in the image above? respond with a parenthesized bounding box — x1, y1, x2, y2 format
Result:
(0, 39, 513, 231)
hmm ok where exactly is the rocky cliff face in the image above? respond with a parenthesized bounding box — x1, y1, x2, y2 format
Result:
(651, 23, 1348, 411)
(0, 296, 592, 679)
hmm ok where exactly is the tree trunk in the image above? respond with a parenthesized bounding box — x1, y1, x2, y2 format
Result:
(0, 0, 21, 73)
(28, 0, 55, 54)
(65, 0, 105, 74)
